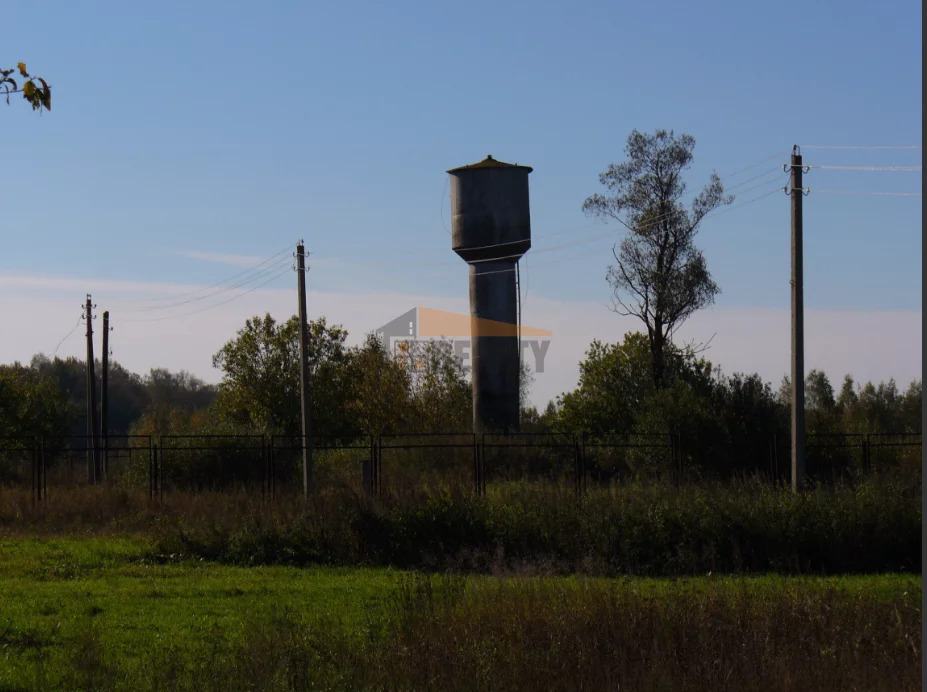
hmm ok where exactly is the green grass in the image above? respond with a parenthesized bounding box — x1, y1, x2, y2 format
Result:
(0, 476, 919, 688)
(0, 537, 919, 690)
(0, 537, 397, 689)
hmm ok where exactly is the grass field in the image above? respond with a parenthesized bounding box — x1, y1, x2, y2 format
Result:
(0, 537, 919, 690)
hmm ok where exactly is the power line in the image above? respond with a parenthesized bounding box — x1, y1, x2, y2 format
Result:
(52, 314, 84, 357)
(726, 150, 790, 178)
(355, 152, 799, 274)
(521, 185, 785, 271)
(116, 256, 291, 313)
(810, 189, 922, 197)
(533, 221, 598, 241)
(727, 171, 791, 197)
(725, 166, 785, 191)
(810, 165, 922, 171)
(404, 152, 793, 266)
(112, 244, 294, 309)
(707, 186, 782, 219)
(405, 169, 791, 273)
(122, 265, 292, 323)
(799, 145, 921, 150)
(469, 180, 789, 267)
(449, 155, 792, 260)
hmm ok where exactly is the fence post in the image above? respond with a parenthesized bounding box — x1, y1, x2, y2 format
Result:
(862, 434, 871, 474)
(483, 435, 488, 495)
(579, 433, 586, 495)
(670, 433, 680, 487)
(770, 433, 778, 483)
(261, 437, 268, 500)
(154, 443, 162, 503)
(269, 438, 275, 499)
(39, 437, 46, 501)
(472, 434, 480, 496)
(572, 434, 580, 497)
(363, 436, 373, 495)
(677, 433, 683, 485)
(31, 443, 36, 507)
(482, 433, 487, 495)
(376, 436, 382, 496)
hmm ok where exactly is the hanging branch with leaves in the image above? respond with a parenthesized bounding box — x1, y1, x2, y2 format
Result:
(1, 62, 51, 111)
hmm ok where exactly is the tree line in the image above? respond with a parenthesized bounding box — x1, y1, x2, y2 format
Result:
(541, 332, 920, 477)
(2, 316, 918, 455)
(0, 314, 471, 443)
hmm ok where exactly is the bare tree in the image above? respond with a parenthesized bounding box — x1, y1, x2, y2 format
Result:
(583, 129, 731, 389)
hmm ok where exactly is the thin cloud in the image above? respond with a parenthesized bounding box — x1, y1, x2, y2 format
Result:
(0, 273, 207, 296)
(0, 280, 920, 407)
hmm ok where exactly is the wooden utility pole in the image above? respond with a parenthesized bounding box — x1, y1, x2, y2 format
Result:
(296, 242, 313, 496)
(85, 295, 100, 483)
(101, 310, 110, 480)
(790, 146, 805, 492)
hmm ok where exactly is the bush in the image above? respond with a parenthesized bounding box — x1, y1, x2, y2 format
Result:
(150, 475, 920, 576)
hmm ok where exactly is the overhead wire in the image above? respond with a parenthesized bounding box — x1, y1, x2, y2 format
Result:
(418, 153, 793, 266)
(116, 255, 292, 313)
(466, 170, 791, 263)
(122, 264, 292, 323)
(724, 166, 785, 191)
(809, 165, 921, 171)
(514, 183, 787, 272)
(726, 150, 790, 178)
(809, 189, 922, 197)
(462, 175, 792, 269)
(112, 243, 294, 309)
(799, 145, 921, 150)
(442, 154, 792, 260)
(52, 314, 84, 357)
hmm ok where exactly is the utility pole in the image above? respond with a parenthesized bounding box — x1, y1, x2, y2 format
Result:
(296, 242, 313, 496)
(789, 146, 805, 492)
(85, 295, 100, 483)
(101, 310, 110, 480)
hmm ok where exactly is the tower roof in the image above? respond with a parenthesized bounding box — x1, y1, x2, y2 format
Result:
(447, 154, 533, 174)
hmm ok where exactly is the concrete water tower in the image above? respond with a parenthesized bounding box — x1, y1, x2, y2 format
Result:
(448, 155, 532, 432)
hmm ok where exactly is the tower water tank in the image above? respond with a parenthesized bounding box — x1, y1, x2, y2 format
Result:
(447, 155, 532, 432)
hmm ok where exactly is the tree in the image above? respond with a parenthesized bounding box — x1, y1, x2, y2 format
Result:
(556, 332, 716, 436)
(211, 314, 353, 437)
(0, 364, 71, 438)
(805, 369, 839, 434)
(898, 380, 922, 433)
(396, 339, 471, 432)
(344, 334, 414, 435)
(583, 129, 732, 389)
(557, 333, 654, 435)
(2, 62, 50, 111)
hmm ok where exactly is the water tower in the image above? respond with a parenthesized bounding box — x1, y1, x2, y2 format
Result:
(448, 155, 532, 432)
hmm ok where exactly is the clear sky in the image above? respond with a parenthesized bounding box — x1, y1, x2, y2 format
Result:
(2, 0, 922, 406)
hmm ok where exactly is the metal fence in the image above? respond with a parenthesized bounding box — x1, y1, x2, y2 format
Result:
(0, 431, 919, 500)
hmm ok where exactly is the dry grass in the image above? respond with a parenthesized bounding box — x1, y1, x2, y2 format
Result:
(362, 575, 921, 691)
(47, 573, 920, 691)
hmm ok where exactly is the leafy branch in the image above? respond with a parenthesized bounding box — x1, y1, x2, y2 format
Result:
(1, 62, 51, 111)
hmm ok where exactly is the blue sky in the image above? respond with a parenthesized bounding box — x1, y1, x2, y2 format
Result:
(1, 0, 921, 400)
